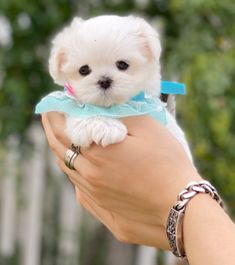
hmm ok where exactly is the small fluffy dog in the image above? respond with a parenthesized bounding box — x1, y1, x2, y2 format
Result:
(48, 15, 192, 160)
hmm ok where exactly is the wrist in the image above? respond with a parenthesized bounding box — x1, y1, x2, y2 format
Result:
(161, 171, 202, 227)
(166, 180, 224, 258)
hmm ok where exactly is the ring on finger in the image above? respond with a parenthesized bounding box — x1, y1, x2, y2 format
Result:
(64, 145, 80, 170)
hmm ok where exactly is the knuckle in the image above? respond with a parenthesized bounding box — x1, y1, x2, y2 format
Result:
(75, 190, 88, 208)
(94, 200, 105, 209)
(84, 171, 102, 187)
(54, 129, 64, 142)
(112, 219, 131, 244)
(114, 231, 130, 244)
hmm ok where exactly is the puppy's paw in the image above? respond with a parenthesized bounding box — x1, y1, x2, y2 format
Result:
(69, 129, 93, 148)
(65, 117, 127, 148)
(65, 118, 93, 148)
(91, 118, 127, 147)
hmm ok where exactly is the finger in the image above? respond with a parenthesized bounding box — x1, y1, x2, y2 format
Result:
(57, 158, 95, 192)
(43, 112, 100, 163)
(41, 113, 67, 159)
(46, 112, 71, 147)
(75, 187, 169, 249)
(81, 115, 163, 163)
(75, 187, 115, 232)
(121, 115, 163, 137)
(42, 112, 149, 161)
(42, 113, 91, 176)
(42, 113, 103, 163)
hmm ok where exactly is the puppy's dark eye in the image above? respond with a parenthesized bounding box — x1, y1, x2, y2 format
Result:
(116, 61, 129, 71)
(79, 65, 91, 76)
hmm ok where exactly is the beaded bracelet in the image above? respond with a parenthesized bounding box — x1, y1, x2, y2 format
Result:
(166, 180, 224, 258)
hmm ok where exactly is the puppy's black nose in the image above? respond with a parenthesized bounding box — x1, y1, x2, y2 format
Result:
(98, 77, 113, 90)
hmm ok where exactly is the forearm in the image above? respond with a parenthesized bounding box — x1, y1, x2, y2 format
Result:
(184, 194, 235, 265)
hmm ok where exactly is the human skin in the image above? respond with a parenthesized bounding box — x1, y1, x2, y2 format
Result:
(41, 112, 235, 265)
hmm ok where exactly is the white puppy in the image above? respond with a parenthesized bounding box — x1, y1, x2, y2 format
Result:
(48, 15, 192, 161)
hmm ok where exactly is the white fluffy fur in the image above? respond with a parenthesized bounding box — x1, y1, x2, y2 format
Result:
(49, 15, 161, 105)
(49, 15, 192, 161)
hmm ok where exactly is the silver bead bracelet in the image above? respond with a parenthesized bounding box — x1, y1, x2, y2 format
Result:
(166, 180, 224, 258)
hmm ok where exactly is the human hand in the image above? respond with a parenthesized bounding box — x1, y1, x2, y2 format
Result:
(41, 112, 202, 249)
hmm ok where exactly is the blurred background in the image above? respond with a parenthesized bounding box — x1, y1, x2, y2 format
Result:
(0, 0, 234, 265)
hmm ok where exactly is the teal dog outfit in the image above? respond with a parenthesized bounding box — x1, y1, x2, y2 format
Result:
(35, 81, 185, 125)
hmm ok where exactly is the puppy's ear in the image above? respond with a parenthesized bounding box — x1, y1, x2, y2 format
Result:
(48, 17, 83, 85)
(132, 17, 161, 61)
(48, 45, 66, 85)
(128, 17, 161, 97)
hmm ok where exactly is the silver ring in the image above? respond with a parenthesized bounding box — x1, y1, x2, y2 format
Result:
(64, 146, 80, 170)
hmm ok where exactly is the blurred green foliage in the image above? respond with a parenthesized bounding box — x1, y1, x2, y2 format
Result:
(0, 0, 234, 213)
(0, 0, 78, 137)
